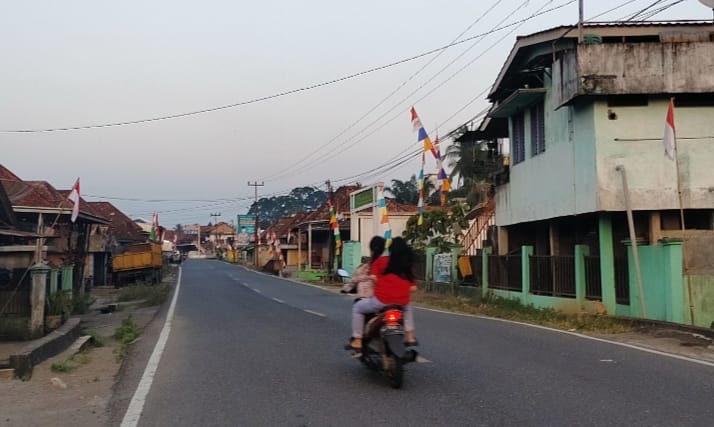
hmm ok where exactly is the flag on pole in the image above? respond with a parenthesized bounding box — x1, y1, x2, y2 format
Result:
(67, 178, 80, 223)
(663, 98, 676, 161)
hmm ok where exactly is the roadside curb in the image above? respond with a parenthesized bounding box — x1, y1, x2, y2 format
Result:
(9, 317, 81, 378)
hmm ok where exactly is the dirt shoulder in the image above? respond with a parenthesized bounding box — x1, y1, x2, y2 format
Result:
(1, 269, 177, 427)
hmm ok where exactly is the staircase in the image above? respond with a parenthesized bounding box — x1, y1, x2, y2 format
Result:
(461, 199, 495, 256)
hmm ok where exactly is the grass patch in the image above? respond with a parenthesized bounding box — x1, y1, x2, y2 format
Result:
(411, 291, 633, 334)
(117, 284, 171, 306)
(113, 316, 141, 361)
(81, 329, 105, 347)
(50, 352, 91, 373)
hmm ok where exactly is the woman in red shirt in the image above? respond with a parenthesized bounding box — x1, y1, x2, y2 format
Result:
(349, 237, 417, 350)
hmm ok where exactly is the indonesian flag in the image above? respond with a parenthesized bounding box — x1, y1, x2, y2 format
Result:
(68, 178, 80, 223)
(663, 99, 676, 161)
(150, 212, 159, 241)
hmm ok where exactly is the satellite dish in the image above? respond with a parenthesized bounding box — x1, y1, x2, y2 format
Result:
(700, 0, 714, 8)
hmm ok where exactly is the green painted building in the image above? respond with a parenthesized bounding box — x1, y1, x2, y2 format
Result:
(475, 22, 714, 327)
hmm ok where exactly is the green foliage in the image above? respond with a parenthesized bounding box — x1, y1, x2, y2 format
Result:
(51, 352, 90, 373)
(71, 293, 95, 315)
(403, 202, 469, 252)
(0, 317, 31, 340)
(113, 316, 141, 361)
(114, 316, 141, 344)
(248, 186, 327, 228)
(82, 329, 105, 347)
(46, 291, 72, 317)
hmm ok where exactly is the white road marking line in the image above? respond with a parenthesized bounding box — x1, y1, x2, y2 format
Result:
(417, 306, 714, 368)
(252, 288, 262, 294)
(120, 267, 182, 427)
(303, 309, 326, 317)
(272, 298, 285, 304)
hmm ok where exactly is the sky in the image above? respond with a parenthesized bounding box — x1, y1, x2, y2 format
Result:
(1, 0, 710, 228)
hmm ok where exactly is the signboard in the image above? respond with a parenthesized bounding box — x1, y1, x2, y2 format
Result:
(350, 187, 375, 212)
(237, 214, 256, 246)
(433, 253, 452, 283)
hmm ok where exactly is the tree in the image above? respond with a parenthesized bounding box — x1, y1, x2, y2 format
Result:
(174, 224, 183, 232)
(402, 201, 469, 252)
(444, 128, 497, 206)
(248, 186, 327, 228)
(385, 175, 418, 205)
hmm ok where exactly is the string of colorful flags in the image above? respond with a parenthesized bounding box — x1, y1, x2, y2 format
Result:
(377, 183, 392, 247)
(327, 199, 342, 256)
(411, 107, 451, 218)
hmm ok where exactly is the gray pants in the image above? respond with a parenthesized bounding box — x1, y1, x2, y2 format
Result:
(351, 296, 414, 338)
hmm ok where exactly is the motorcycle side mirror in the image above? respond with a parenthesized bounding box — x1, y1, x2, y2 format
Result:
(337, 269, 350, 278)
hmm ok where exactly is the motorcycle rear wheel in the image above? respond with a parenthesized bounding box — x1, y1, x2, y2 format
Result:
(387, 357, 403, 389)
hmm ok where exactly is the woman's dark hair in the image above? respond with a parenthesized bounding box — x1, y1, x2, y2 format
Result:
(383, 237, 415, 281)
(369, 236, 386, 263)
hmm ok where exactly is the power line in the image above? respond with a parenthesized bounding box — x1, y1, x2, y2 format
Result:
(259, 0, 506, 182)
(0, 9, 556, 135)
(262, 0, 573, 184)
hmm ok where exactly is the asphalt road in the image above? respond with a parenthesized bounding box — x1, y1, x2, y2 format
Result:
(128, 260, 714, 427)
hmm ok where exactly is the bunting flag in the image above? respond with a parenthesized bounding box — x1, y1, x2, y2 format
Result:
(377, 183, 392, 247)
(67, 178, 80, 223)
(411, 107, 451, 206)
(273, 232, 285, 268)
(417, 151, 425, 226)
(327, 199, 342, 256)
(663, 98, 676, 160)
(267, 230, 274, 254)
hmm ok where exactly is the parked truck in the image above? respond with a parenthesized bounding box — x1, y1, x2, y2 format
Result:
(112, 242, 163, 286)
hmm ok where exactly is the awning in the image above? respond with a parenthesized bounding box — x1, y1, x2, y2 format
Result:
(488, 88, 546, 118)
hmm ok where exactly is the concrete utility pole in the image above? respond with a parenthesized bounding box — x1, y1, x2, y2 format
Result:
(578, 0, 584, 44)
(248, 181, 264, 268)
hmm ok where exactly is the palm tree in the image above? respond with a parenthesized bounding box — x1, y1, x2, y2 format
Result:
(385, 175, 419, 205)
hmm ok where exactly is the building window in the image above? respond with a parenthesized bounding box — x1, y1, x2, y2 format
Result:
(530, 102, 545, 156)
(512, 112, 525, 164)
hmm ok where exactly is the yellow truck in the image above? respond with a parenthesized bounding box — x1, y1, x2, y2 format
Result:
(112, 242, 163, 286)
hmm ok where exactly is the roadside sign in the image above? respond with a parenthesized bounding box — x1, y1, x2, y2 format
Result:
(237, 215, 256, 246)
(350, 186, 376, 213)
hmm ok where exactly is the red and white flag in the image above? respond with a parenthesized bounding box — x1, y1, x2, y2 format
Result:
(663, 99, 676, 161)
(68, 178, 80, 223)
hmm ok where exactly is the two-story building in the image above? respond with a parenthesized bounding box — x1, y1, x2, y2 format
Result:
(478, 22, 714, 326)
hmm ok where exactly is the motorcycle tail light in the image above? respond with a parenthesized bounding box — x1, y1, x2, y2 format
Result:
(384, 309, 402, 326)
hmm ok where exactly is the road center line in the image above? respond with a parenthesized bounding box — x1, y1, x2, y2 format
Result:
(272, 297, 285, 304)
(252, 288, 262, 294)
(120, 267, 182, 427)
(303, 309, 326, 317)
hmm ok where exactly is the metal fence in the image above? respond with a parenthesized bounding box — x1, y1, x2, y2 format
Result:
(0, 291, 31, 316)
(584, 255, 602, 300)
(488, 255, 522, 291)
(529, 255, 576, 298)
(614, 256, 630, 305)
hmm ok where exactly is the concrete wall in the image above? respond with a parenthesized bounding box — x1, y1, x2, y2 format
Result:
(686, 275, 714, 328)
(594, 99, 714, 211)
(351, 212, 411, 257)
(577, 42, 714, 96)
(495, 73, 598, 226)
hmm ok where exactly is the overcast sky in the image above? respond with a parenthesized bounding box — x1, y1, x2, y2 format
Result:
(1, 0, 709, 227)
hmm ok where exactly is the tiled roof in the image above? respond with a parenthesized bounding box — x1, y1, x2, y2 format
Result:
(87, 202, 145, 242)
(0, 165, 22, 182)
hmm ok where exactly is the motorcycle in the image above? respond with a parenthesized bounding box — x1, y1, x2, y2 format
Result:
(338, 269, 419, 389)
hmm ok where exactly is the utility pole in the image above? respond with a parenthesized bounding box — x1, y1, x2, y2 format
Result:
(209, 212, 221, 254)
(248, 181, 264, 268)
(578, 0, 584, 44)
